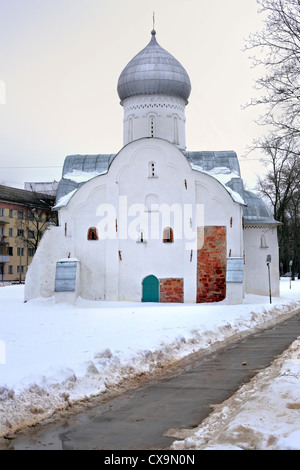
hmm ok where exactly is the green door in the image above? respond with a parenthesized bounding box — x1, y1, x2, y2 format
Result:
(142, 275, 159, 302)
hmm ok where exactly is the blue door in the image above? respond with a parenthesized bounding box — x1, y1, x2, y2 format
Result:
(142, 275, 159, 302)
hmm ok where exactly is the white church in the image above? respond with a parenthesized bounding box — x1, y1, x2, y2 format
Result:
(25, 28, 280, 305)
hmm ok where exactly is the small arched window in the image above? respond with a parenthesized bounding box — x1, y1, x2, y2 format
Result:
(87, 227, 99, 240)
(163, 227, 174, 243)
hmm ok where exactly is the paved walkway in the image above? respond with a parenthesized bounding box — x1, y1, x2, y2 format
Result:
(1, 310, 300, 450)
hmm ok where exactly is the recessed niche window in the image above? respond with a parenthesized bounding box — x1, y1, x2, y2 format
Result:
(145, 194, 159, 212)
(128, 117, 133, 142)
(87, 227, 99, 240)
(173, 116, 179, 144)
(163, 227, 174, 243)
(148, 161, 157, 178)
(260, 234, 268, 248)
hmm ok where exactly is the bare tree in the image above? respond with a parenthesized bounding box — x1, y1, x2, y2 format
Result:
(16, 207, 57, 255)
(255, 135, 300, 276)
(244, 0, 300, 277)
(245, 0, 300, 139)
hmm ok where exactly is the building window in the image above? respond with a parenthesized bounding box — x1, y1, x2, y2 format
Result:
(149, 116, 155, 137)
(87, 227, 99, 240)
(28, 248, 34, 257)
(17, 266, 24, 274)
(18, 210, 24, 220)
(0, 208, 4, 216)
(9, 209, 13, 218)
(17, 247, 24, 256)
(9, 228, 13, 237)
(8, 266, 13, 274)
(8, 247, 13, 256)
(137, 230, 146, 243)
(17, 229, 24, 237)
(148, 161, 157, 178)
(163, 227, 174, 243)
(28, 230, 34, 238)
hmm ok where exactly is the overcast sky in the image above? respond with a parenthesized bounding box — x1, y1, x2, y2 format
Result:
(0, 0, 268, 190)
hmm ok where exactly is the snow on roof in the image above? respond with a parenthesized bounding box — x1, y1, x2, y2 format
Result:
(191, 164, 246, 205)
(55, 151, 246, 209)
(53, 189, 77, 210)
(63, 169, 107, 184)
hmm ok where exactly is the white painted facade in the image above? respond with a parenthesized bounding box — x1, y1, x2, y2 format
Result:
(25, 28, 280, 305)
(122, 95, 187, 150)
(244, 225, 280, 297)
(25, 138, 246, 303)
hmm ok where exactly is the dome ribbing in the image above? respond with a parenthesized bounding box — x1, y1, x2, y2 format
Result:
(117, 30, 191, 103)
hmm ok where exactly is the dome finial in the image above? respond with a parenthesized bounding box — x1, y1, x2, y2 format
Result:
(151, 12, 156, 36)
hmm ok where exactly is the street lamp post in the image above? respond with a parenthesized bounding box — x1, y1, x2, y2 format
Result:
(266, 254, 272, 304)
(289, 260, 293, 289)
(19, 235, 22, 284)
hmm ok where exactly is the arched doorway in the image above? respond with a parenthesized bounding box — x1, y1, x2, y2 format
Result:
(142, 275, 159, 302)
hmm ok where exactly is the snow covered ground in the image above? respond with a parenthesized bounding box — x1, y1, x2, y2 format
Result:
(0, 279, 300, 450)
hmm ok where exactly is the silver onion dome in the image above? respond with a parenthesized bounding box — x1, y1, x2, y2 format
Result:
(117, 29, 191, 103)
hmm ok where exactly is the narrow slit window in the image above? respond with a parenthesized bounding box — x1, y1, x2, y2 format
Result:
(149, 116, 155, 137)
(149, 161, 157, 178)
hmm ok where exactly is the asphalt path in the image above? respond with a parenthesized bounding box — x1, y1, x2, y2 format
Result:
(1, 309, 300, 450)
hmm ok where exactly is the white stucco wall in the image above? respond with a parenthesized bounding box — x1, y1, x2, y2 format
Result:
(24, 226, 71, 301)
(25, 138, 248, 303)
(122, 95, 187, 150)
(47, 138, 244, 303)
(243, 225, 280, 297)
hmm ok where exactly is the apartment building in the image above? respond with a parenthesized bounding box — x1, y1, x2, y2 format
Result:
(0, 185, 56, 282)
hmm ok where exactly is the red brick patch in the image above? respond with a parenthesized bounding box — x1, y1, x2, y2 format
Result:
(159, 278, 184, 303)
(197, 226, 226, 303)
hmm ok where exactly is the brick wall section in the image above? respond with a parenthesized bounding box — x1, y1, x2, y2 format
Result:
(159, 278, 184, 303)
(197, 226, 227, 303)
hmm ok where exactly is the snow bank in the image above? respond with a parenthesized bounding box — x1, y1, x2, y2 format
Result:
(171, 336, 300, 451)
(0, 279, 300, 443)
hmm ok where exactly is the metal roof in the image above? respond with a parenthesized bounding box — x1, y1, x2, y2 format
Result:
(54, 148, 278, 225)
(55, 154, 115, 206)
(183, 150, 241, 175)
(117, 30, 191, 103)
(0, 184, 55, 210)
(242, 190, 278, 224)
